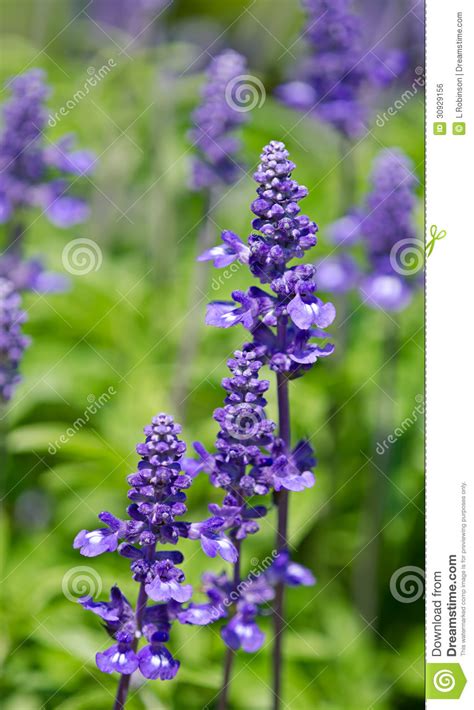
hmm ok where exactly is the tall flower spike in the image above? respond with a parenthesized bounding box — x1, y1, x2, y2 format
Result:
(0, 69, 94, 228)
(200, 140, 333, 708)
(276, 0, 405, 138)
(74, 413, 236, 705)
(0, 278, 30, 403)
(189, 50, 248, 190)
(190, 343, 276, 544)
(358, 148, 419, 311)
(204, 141, 336, 377)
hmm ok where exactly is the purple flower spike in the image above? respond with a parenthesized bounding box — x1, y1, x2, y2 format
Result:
(0, 279, 30, 403)
(190, 50, 249, 190)
(74, 413, 226, 694)
(276, 0, 405, 137)
(326, 148, 420, 310)
(0, 69, 93, 227)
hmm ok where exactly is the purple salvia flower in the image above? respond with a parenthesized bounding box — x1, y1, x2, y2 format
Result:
(182, 344, 277, 657)
(276, 0, 406, 137)
(205, 141, 335, 377)
(189, 50, 248, 190)
(0, 69, 94, 229)
(74, 413, 235, 702)
(191, 343, 276, 542)
(0, 278, 30, 403)
(200, 141, 332, 702)
(358, 148, 419, 311)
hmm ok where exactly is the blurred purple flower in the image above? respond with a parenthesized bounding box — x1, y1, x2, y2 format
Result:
(189, 50, 248, 190)
(0, 278, 30, 403)
(276, 0, 406, 137)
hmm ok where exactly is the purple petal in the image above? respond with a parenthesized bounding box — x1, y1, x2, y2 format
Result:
(276, 81, 316, 110)
(200, 533, 238, 563)
(0, 194, 12, 223)
(198, 246, 237, 268)
(46, 196, 90, 228)
(205, 301, 241, 328)
(96, 644, 138, 674)
(79, 597, 119, 622)
(145, 577, 193, 604)
(98, 511, 122, 531)
(310, 299, 336, 329)
(137, 645, 179, 680)
(178, 603, 225, 625)
(73, 528, 118, 557)
(222, 618, 264, 653)
(327, 216, 361, 246)
(285, 561, 316, 587)
(360, 274, 412, 312)
(287, 294, 314, 330)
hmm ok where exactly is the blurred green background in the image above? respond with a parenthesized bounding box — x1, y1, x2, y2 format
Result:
(0, 1, 424, 708)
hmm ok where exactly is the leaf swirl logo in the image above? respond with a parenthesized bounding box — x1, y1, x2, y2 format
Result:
(389, 238, 424, 275)
(226, 403, 264, 441)
(390, 566, 425, 603)
(62, 565, 102, 601)
(62, 238, 103, 275)
(225, 74, 266, 112)
(433, 669, 456, 693)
